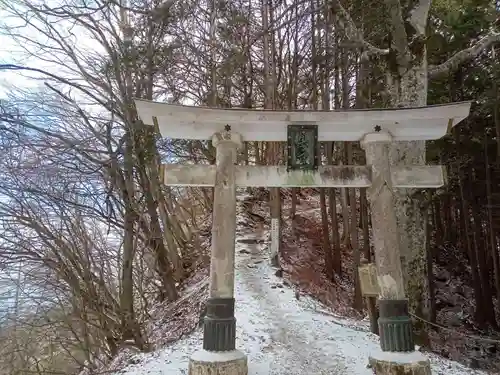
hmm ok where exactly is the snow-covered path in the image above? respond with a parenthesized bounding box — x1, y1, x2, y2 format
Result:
(114, 200, 486, 375)
(234, 230, 373, 374)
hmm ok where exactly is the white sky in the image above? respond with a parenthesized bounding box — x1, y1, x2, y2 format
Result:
(0, 4, 45, 93)
(0, 32, 42, 97)
(0, 5, 116, 316)
(0, 3, 109, 99)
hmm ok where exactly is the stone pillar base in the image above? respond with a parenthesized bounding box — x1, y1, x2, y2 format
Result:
(369, 350, 432, 375)
(188, 349, 248, 375)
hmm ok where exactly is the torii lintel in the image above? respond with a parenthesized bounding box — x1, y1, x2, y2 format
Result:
(134, 99, 472, 142)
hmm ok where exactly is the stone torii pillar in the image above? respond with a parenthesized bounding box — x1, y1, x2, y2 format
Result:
(189, 127, 248, 375)
(362, 130, 429, 375)
(362, 131, 410, 335)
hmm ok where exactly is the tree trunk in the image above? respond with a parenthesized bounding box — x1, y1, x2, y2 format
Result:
(425, 193, 436, 324)
(327, 143, 342, 275)
(484, 134, 500, 312)
(389, 66, 429, 345)
(119, 8, 145, 349)
(339, 157, 351, 245)
(261, 0, 281, 267)
(360, 186, 378, 332)
(471, 189, 497, 328)
(321, 186, 334, 280)
(493, 47, 500, 163)
(291, 188, 298, 221)
(457, 159, 484, 326)
(347, 143, 362, 310)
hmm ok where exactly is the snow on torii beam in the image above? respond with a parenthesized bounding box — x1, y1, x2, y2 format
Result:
(135, 99, 471, 142)
(135, 99, 471, 189)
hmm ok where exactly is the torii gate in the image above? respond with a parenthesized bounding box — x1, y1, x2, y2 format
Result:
(135, 99, 471, 375)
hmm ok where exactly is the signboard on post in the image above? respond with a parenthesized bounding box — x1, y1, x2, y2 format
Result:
(358, 263, 380, 297)
(270, 218, 280, 263)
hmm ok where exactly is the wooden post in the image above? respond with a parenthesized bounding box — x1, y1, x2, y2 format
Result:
(361, 131, 413, 352)
(359, 259, 380, 335)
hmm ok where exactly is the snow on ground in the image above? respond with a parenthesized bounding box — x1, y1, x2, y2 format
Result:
(112, 195, 488, 375)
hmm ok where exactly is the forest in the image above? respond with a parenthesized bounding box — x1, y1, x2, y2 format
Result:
(0, 0, 499, 373)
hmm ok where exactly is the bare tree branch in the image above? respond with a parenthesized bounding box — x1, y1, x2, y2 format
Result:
(428, 30, 500, 77)
(384, 0, 409, 68)
(329, 0, 389, 56)
(408, 0, 431, 37)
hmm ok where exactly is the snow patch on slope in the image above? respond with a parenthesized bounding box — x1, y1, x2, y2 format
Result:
(111, 195, 487, 375)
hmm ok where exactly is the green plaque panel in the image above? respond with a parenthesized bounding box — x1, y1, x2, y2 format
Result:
(287, 124, 319, 171)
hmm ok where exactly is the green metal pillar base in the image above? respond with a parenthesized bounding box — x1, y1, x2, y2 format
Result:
(378, 299, 414, 352)
(202, 298, 236, 352)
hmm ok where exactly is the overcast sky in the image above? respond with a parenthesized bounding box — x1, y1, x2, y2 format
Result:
(0, 29, 46, 98)
(0, 3, 95, 99)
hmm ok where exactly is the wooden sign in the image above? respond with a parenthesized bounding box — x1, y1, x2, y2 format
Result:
(270, 218, 279, 259)
(358, 263, 380, 297)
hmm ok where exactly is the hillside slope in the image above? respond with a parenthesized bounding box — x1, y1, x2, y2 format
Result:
(111, 195, 486, 375)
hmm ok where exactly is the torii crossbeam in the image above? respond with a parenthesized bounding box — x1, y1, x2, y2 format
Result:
(160, 164, 447, 189)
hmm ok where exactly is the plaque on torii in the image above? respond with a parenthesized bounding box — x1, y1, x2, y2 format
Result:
(135, 99, 471, 375)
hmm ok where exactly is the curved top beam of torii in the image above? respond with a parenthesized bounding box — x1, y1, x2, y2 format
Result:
(134, 99, 472, 142)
